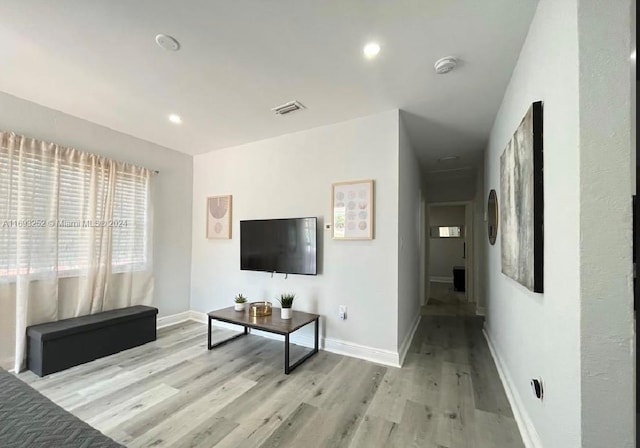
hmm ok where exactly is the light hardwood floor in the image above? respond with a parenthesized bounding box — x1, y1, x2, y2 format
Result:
(423, 281, 477, 317)
(17, 317, 523, 448)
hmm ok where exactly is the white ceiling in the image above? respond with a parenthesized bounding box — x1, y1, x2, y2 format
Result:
(0, 0, 537, 169)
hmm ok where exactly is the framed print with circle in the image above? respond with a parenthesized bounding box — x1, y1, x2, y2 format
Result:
(206, 195, 232, 239)
(331, 179, 374, 240)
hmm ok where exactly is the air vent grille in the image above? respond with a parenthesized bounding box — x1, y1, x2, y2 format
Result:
(271, 100, 306, 115)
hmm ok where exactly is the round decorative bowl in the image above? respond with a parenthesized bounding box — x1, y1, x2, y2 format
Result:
(249, 301, 272, 317)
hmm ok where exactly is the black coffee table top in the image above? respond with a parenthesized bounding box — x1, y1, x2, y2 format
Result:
(208, 307, 319, 335)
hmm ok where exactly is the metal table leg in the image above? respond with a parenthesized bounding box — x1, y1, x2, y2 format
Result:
(207, 318, 249, 350)
(284, 334, 290, 374)
(283, 317, 320, 375)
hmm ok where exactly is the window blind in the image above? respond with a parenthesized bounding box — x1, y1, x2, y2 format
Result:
(0, 143, 149, 279)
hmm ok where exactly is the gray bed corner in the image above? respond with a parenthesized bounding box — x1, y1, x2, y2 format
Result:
(0, 368, 125, 448)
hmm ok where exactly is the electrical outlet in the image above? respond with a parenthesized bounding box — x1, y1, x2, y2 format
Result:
(339, 305, 347, 320)
(531, 378, 544, 400)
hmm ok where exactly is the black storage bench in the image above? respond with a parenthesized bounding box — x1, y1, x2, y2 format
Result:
(27, 305, 158, 377)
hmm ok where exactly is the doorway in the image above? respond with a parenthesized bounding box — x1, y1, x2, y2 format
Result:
(424, 202, 475, 316)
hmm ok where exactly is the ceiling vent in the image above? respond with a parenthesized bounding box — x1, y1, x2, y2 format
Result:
(271, 100, 306, 115)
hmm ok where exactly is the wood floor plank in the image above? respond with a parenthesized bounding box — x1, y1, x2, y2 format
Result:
(349, 414, 400, 448)
(121, 346, 268, 438)
(128, 375, 257, 448)
(58, 343, 207, 410)
(212, 369, 324, 448)
(305, 357, 386, 411)
(464, 319, 514, 418)
(283, 358, 387, 448)
(394, 399, 439, 447)
(171, 417, 239, 448)
(473, 409, 524, 448)
(35, 365, 125, 399)
(435, 362, 476, 448)
(258, 402, 320, 448)
(399, 352, 442, 406)
(71, 359, 201, 421)
(365, 367, 407, 423)
(86, 383, 179, 433)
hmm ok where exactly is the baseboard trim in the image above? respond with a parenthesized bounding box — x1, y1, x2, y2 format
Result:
(398, 313, 421, 366)
(157, 311, 192, 329)
(429, 276, 453, 283)
(188, 310, 401, 368)
(188, 310, 208, 324)
(323, 338, 400, 367)
(483, 327, 542, 448)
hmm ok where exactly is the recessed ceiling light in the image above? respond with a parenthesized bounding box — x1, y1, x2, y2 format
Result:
(168, 114, 182, 124)
(363, 42, 381, 59)
(438, 155, 460, 163)
(155, 34, 180, 51)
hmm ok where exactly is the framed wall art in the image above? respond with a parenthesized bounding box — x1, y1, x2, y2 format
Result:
(206, 195, 232, 239)
(500, 101, 543, 293)
(331, 179, 374, 240)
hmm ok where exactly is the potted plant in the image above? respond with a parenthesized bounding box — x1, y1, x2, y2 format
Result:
(234, 294, 247, 311)
(277, 293, 295, 319)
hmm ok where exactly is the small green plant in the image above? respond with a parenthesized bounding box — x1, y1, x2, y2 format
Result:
(277, 293, 296, 309)
(234, 294, 247, 304)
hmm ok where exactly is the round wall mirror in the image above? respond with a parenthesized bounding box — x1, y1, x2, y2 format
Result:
(487, 189, 498, 245)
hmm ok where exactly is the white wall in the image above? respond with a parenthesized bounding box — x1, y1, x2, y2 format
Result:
(473, 162, 486, 310)
(484, 0, 581, 445)
(577, 0, 633, 446)
(0, 91, 193, 368)
(428, 206, 465, 279)
(191, 110, 402, 362)
(397, 115, 422, 356)
(483, 0, 633, 447)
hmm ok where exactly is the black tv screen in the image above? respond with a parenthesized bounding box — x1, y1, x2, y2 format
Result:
(240, 217, 317, 275)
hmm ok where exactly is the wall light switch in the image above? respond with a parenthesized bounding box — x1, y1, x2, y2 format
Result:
(339, 305, 347, 320)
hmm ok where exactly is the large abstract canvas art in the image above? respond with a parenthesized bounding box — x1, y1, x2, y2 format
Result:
(500, 101, 544, 293)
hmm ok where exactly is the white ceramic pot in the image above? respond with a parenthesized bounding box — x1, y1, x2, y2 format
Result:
(234, 303, 246, 311)
(281, 307, 292, 319)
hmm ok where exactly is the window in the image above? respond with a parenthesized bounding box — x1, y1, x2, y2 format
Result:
(0, 140, 150, 280)
(429, 225, 464, 238)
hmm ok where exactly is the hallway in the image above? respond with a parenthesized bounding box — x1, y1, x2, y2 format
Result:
(405, 315, 523, 447)
(423, 281, 477, 317)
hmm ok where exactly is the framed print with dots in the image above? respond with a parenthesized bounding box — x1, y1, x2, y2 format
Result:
(206, 195, 232, 239)
(331, 180, 374, 240)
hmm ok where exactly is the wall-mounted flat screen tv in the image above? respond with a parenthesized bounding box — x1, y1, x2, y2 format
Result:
(240, 217, 317, 275)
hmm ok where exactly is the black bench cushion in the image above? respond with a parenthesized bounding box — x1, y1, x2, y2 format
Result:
(27, 305, 158, 342)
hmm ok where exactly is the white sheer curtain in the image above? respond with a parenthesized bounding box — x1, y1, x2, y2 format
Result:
(0, 132, 154, 372)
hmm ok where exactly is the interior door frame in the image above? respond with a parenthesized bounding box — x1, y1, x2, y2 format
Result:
(425, 200, 475, 304)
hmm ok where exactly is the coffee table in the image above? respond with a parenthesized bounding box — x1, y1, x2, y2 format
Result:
(207, 307, 320, 374)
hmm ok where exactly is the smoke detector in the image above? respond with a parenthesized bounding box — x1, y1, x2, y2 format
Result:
(434, 56, 458, 74)
(155, 34, 180, 51)
(271, 100, 306, 116)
